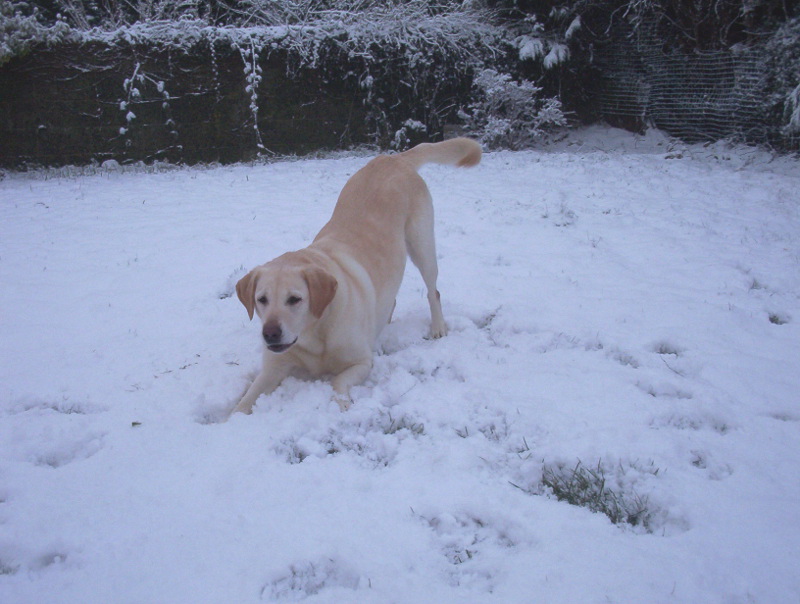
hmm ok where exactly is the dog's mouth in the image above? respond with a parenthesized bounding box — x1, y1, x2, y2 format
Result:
(267, 339, 297, 354)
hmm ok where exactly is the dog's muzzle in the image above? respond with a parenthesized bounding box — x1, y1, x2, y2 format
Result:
(262, 323, 296, 353)
(267, 341, 296, 353)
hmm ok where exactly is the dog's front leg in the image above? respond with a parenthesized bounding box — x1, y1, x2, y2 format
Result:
(231, 360, 290, 416)
(331, 361, 372, 411)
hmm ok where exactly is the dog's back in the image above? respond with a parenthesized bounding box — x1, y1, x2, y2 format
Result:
(316, 137, 481, 241)
(313, 138, 482, 306)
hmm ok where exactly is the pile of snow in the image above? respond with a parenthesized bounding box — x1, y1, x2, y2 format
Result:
(1, 128, 799, 602)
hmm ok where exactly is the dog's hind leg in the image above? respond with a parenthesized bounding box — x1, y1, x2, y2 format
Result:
(406, 194, 447, 339)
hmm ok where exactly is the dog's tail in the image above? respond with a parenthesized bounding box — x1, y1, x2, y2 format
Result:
(397, 138, 482, 171)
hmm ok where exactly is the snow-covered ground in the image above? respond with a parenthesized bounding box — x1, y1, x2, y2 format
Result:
(1, 127, 799, 603)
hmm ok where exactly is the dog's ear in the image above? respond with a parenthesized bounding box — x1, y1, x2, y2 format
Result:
(235, 269, 258, 320)
(303, 267, 338, 318)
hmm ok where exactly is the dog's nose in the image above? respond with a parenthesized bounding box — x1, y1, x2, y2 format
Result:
(262, 323, 282, 345)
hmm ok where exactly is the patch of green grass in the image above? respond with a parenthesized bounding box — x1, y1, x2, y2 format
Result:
(382, 412, 425, 436)
(0, 559, 18, 576)
(540, 460, 656, 531)
(769, 312, 789, 325)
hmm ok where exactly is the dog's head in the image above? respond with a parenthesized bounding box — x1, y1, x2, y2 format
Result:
(236, 256, 338, 354)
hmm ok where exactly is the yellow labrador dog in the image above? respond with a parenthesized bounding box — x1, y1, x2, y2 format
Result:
(231, 138, 481, 415)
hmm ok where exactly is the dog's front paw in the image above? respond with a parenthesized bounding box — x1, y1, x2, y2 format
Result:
(334, 393, 353, 412)
(230, 398, 256, 418)
(429, 322, 448, 339)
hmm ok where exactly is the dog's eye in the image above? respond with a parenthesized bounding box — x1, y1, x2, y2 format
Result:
(287, 296, 302, 306)
(257, 296, 268, 305)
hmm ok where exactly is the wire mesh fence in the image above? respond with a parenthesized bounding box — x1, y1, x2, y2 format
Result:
(593, 23, 794, 147)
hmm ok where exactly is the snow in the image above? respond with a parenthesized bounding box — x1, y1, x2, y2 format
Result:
(517, 35, 544, 61)
(565, 17, 581, 41)
(1, 127, 799, 603)
(543, 43, 569, 69)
